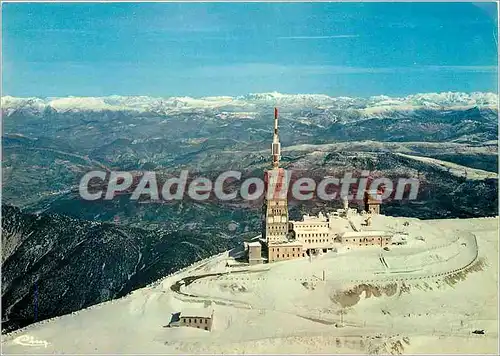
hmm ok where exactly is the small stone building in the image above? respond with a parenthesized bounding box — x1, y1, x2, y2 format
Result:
(178, 308, 214, 331)
(246, 241, 263, 265)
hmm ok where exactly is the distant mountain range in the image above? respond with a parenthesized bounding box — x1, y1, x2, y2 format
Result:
(2, 91, 498, 115)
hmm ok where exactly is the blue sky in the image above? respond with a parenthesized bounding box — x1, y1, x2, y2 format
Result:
(2, 2, 498, 97)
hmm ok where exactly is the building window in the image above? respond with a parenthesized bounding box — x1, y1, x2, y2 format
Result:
(205, 327, 208, 330)
(189, 319, 191, 323)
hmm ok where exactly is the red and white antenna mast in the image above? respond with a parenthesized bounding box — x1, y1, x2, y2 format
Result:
(272, 107, 281, 168)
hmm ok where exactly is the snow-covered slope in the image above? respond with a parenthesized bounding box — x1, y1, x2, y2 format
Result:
(2, 216, 497, 355)
(396, 153, 498, 180)
(1, 92, 497, 114)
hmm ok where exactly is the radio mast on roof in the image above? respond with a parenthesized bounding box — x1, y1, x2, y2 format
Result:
(272, 107, 281, 168)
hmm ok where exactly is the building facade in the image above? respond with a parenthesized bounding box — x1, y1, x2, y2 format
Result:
(262, 169, 290, 244)
(267, 241, 305, 262)
(178, 309, 214, 331)
(339, 231, 392, 247)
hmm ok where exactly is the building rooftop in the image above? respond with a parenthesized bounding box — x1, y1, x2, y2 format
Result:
(248, 241, 262, 247)
(339, 230, 392, 238)
(301, 213, 328, 222)
(181, 308, 213, 319)
(293, 225, 330, 233)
